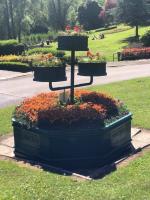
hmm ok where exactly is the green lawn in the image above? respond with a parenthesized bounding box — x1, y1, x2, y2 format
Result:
(0, 106, 15, 136)
(0, 150, 150, 200)
(72, 25, 150, 61)
(0, 78, 150, 199)
(89, 77, 150, 130)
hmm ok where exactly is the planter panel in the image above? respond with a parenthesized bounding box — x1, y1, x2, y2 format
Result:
(13, 114, 132, 169)
(58, 36, 88, 51)
(78, 62, 107, 76)
(33, 66, 67, 82)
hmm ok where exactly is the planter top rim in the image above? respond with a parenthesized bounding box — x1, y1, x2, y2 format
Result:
(12, 113, 132, 133)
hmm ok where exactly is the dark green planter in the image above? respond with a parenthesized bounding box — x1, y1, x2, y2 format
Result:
(58, 36, 88, 51)
(78, 62, 107, 76)
(33, 66, 67, 82)
(13, 114, 132, 169)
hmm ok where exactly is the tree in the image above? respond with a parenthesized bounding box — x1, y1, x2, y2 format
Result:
(117, 0, 149, 38)
(78, 1, 104, 30)
(48, 0, 79, 30)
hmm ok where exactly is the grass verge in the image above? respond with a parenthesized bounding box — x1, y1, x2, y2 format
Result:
(0, 150, 150, 200)
(89, 77, 150, 129)
(0, 106, 15, 136)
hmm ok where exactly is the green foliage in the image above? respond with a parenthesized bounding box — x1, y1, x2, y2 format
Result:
(116, 0, 149, 37)
(78, 1, 104, 30)
(0, 40, 25, 55)
(141, 30, 150, 47)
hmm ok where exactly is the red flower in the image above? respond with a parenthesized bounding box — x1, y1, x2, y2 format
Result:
(65, 25, 71, 32)
(74, 26, 80, 33)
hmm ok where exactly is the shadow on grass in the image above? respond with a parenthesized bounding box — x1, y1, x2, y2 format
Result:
(14, 143, 136, 180)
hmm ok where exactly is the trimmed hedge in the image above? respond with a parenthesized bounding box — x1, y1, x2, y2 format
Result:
(0, 62, 32, 72)
(0, 40, 25, 55)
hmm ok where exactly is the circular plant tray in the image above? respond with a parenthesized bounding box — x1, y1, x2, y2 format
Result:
(58, 36, 89, 51)
(13, 114, 132, 170)
(33, 66, 67, 82)
(78, 62, 107, 76)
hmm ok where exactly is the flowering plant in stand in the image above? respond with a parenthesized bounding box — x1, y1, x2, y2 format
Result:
(59, 25, 87, 36)
(78, 51, 106, 63)
(32, 53, 64, 68)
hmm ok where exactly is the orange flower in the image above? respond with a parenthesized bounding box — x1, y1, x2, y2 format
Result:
(14, 90, 121, 128)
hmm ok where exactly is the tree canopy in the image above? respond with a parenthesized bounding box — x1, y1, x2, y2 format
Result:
(117, 0, 149, 37)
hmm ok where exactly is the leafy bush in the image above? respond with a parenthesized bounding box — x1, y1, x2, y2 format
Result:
(0, 40, 25, 55)
(141, 31, 150, 47)
(0, 62, 31, 72)
(13, 90, 129, 129)
(27, 47, 65, 57)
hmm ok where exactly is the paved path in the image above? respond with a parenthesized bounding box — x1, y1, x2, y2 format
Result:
(0, 61, 150, 108)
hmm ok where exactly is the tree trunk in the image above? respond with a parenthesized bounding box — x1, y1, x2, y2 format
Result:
(4, 0, 12, 39)
(135, 25, 139, 39)
(9, 0, 16, 39)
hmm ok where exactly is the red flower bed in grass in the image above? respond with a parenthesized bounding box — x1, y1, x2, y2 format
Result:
(121, 47, 150, 60)
(13, 90, 128, 129)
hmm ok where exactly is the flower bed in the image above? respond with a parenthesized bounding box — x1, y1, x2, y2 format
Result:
(13, 90, 129, 129)
(120, 47, 150, 60)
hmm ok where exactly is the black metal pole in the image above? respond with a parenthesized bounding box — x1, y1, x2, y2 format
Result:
(70, 50, 75, 104)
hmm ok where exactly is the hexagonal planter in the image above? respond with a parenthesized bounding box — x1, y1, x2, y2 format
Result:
(13, 113, 132, 170)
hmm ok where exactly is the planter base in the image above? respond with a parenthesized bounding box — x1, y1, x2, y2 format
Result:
(13, 114, 132, 170)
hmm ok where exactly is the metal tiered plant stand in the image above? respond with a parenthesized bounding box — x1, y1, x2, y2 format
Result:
(13, 36, 132, 170)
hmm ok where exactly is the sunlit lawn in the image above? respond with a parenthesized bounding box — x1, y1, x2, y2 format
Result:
(0, 150, 150, 200)
(75, 25, 150, 61)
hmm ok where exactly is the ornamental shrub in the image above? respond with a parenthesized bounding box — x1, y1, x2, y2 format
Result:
(13, 90, 129, 129)
(0, 40, 25, 55)
(141, 31, 150, 47)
